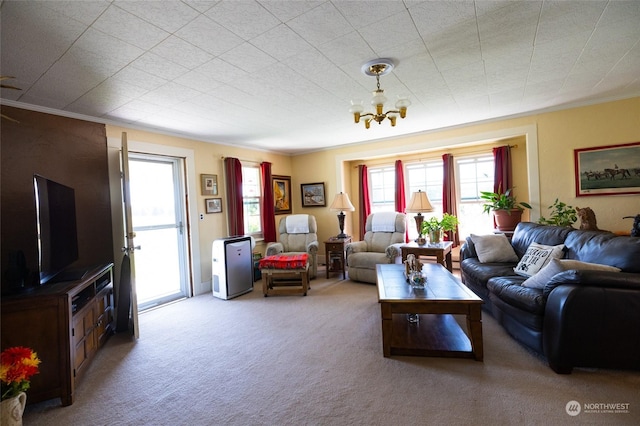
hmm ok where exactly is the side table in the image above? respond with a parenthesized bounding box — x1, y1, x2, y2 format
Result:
(325, 236, 352, 279)
(401, 241, 454, 272)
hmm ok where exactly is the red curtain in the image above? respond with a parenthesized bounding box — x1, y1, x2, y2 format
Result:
(395, 160, 408, 242)
(358, 165, 371, 240)
(442, 154, 460, 246)
(492, 146, 513, 229)
(493, 145, 512, 194)
(224, 157, 244, 236)
(395, 160, 406, 213)
(260, 162, 276, 243)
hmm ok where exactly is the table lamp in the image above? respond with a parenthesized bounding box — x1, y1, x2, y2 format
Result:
(406, 190, 434, 245)
(329, 192, 355, 238)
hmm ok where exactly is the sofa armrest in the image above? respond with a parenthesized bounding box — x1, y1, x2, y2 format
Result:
(345, 241, 367, 258)
(543, 282, 640, 373)
(543, 270, 640, 298)
(386, 243, 403, 260)
(306, 241, 319, 254)
(265, 242, 284, 257)
(460, 237, 477, 261)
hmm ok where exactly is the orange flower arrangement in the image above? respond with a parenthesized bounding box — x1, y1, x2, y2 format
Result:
(1, 347, 41, 400)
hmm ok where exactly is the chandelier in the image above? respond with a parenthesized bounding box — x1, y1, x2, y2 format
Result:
(349, 59, 411, 129)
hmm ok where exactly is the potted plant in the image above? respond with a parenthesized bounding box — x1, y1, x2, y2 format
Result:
(538, 198, 577, 227)
(421, 213, 459, 243)
(480, 187, 532, 231)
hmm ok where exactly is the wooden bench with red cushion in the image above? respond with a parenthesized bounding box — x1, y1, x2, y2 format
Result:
(259, 253, 309, 297)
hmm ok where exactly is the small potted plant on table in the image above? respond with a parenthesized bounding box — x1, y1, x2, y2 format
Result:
(480, 187, 532, 232)
(421, 213, 459, 243)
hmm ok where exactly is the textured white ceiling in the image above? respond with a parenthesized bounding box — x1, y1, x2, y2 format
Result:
(2, 0, 639, 154)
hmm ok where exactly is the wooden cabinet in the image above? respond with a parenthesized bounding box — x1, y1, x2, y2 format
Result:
(1, 263, 114, 406)
(325, 237, 351, 279)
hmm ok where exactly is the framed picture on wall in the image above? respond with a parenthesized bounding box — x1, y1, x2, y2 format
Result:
(574, 141, 640, 196)
(301, 182, 326, 207)
(205, 198, 222, 213)
(201, 174, 218, 196)
(272, 175, 292, 214)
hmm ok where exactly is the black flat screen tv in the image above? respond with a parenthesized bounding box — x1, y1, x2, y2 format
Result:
(34, 175, 80, 284)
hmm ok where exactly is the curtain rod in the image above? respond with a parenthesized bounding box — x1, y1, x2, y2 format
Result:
(220, 156, 261, 163)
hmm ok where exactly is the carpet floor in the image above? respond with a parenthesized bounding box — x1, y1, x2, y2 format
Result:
(23, 270, 639, 425)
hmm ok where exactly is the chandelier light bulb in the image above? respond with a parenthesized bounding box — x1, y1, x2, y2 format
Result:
(349, 100, 364, 123)
(395, 97, 411, 119)
(388, 112, 398, 127)
(371, 90, 387, 108)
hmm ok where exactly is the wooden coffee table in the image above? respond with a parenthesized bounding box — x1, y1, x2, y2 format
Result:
(376, 263, 484, 360)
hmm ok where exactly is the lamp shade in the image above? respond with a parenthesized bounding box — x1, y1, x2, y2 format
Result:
(329, 192, 355, 212)
(405, 190, 434, 213)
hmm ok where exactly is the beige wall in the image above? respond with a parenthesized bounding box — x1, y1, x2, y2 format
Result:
(294, 97, 640, 242)
(106, 97, 639, 294)
(105, 126, 292, 295)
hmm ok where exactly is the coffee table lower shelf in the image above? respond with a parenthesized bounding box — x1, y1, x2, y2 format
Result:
(388, 314, 474, 358)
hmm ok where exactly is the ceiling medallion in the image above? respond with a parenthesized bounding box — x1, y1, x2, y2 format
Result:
(349, 58, 411, 129)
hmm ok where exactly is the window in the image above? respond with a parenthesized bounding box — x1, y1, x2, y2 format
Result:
(406, 161, 444, 214)
(456, 155, 494, 238)
(368, 166, 395, 213)
(242, 165, 262, 236)
(406, 161, 443, 240)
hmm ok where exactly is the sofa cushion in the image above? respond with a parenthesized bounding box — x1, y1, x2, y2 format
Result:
(347, 252, 391, 270)
(510, 222, 573, 258)
(487, 276, 546, 316)
(259, 253, 308, 269)
(563, 230, 640, 272)
(470, 234, 518, 263)
(522, 258, 620, 289)
(461, 258, 519, 286)
(513, 242, 565, 277)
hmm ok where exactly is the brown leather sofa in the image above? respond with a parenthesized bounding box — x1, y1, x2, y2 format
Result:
(460, 222, 640, 373)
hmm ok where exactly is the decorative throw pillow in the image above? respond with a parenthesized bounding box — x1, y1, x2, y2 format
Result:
(522, 258, 566, 289)
(557, 259, 621, 272)
(513, 242, 565, 277)
(522, 258, 621, 289)
(470, 234, 518, 263)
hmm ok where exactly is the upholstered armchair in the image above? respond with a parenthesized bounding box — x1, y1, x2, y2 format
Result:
(266, 214, 319, 279)
(346, 212, 407, 284)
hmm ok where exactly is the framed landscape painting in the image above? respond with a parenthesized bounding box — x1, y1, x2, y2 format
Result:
(205, 198, 222, 213)
(301, 182, 326, 207)
(273, 175, 292, 214)
(574, 141, 640, 196)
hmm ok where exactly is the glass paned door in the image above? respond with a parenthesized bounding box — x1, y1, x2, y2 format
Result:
(128, 155, 189, 311)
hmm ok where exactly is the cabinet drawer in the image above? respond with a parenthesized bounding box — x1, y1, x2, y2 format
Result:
(74, 340, 87, 371)
(72, 305, 95, 346)
(74, 334, 96, 374)
(326, 242, 344, 252)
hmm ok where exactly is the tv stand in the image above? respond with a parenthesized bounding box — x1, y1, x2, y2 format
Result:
(49, 267, 88, 283)
(1, 263, 114, 406)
